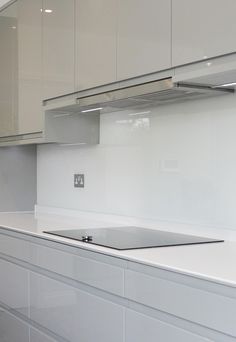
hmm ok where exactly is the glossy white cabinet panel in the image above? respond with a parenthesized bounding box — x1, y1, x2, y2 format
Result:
(30, 329, 58, 342)
(126, 309, 213, 342)
(0, 4, 18, 137)
(0, 232, 30, 262)
(117, 0, 171, 80)
(0, 310, 29, 342)
(42, 0, 75, 99)
(125, 269, 236, 337)
(0, 259, 29, 317)
(31, 242, 124, 296)
(0, 1, 12, 7)
(76, 0, 117, 90)
(30, 272, 124, 342)
(0, 0, 43, 139)
(18, 0, 43, 135)
(172, 0, 236, 66)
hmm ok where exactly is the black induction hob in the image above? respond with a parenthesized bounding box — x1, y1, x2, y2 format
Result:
(44, 227, 224, 251)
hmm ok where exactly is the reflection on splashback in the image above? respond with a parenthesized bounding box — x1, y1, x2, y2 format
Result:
(37, 93, 236, 230)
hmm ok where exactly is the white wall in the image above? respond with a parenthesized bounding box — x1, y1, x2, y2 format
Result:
(0, 145, 37, 211)
(37, 93, 236, 230)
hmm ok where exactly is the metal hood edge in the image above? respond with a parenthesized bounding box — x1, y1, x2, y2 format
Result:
(43, 77, 234, 115)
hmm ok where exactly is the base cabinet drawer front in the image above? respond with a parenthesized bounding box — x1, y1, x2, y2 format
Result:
(125, 310, 213, 342)
(30, 272, 124, 342)
(30, 329, 59, 342)
(31, 243, 124, 296)
(125, 269, 236, 337)
(0, 232, 30, 262)
(0, 309, 29, 342)
(0, 259, 29, 317)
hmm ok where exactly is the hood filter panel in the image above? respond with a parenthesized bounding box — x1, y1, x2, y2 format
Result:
(45, 78, 234, 114)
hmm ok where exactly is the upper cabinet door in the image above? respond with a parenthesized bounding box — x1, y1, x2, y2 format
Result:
(0, 0, 43, 138)
(42, 0, 75, 99)
(0, 2, 18, 137)
(18, 0, 43, 135)
(117, 0, 171, 80)
(76, 0, 117, 91)
(172, 0, 236, 66)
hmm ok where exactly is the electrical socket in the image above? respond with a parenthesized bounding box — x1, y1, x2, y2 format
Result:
(74, 174, 85, 188)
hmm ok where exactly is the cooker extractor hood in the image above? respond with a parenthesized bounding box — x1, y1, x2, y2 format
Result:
(44, 77, 234, 115)
(42, 54, 236, 145)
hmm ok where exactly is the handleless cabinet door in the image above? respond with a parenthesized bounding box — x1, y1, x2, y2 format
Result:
(117, 0, 171, 80)
(0, 259, 29, 317)
(30, 272, 124, 342)
(0, 232, 30, 262)
(42, 0, 75, 99)
(0, 310, 29, 342)
(0, 2, 18, 138)
(18, 0, 43, 135)
(76, 0, 117, 90)
(31, 242, 125, 296)
(172, 0, 236, 66)
(30, 329, 58, 342)
(126, 310, 213, 342)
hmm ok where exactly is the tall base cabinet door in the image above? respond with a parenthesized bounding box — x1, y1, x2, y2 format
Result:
(172, 0, 236, 66)
(117, 0, 171, 80)
(30, 272, 124, 342)
(0, 310, 29, 342)
(76, 0, 117, 90)
(42, 0, 75, 99)
(18, 0, 43, 135)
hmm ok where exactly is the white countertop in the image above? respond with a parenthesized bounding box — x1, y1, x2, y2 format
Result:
(0, 209, 236, 288)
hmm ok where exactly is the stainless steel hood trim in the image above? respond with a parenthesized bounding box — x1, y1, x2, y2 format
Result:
(76, 78, 175, 107)
(43, 77, 234, 113)
(75, 78, 234, 108)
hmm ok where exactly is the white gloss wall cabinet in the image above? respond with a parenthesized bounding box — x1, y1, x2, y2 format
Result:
(76, 0, 171, 90)
(0, 3, 18, 138)
(0, 0, 43, 140)
(76, 0, 117, 90)
(172, 0, 236, 66)
(42, 0, 75, 99)
(117, 0, 171, 80)
(0, 1, 11, 7)
(18, 0, 43, 135)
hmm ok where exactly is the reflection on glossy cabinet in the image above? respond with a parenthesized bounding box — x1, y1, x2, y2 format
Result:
(30, 328, 57, 342)
(0, 259, 29, 317)
(0, 310, 29, 342)
(0, 3, 18, 138)
(18, 0, 43, 134)
(76, 0, 117, 90)
(30, 272, 124, 342)
(125, 310, 211, 342)
(117, 0, 171, 80)
(172, 0, 236, 66)
(42, 0, 75, 99)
